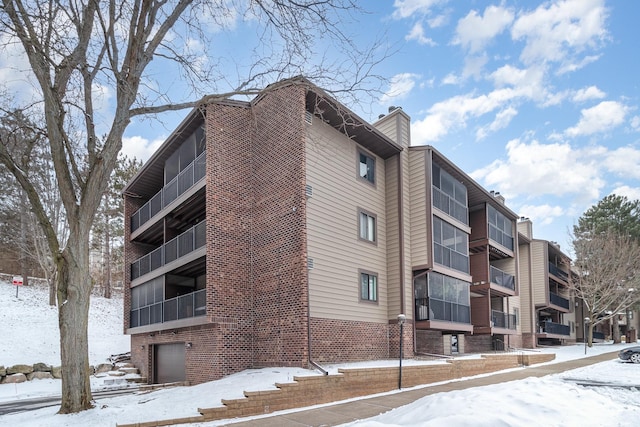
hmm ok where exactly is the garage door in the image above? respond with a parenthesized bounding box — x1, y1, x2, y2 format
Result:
(154, 343, 186, 384)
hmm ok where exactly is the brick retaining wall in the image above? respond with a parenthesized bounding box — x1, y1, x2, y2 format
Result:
(116, 352, 554, 427)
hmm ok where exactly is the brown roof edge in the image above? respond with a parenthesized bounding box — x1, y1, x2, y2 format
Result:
(123, 107, 205, 195)
(256, 76, 403, 159)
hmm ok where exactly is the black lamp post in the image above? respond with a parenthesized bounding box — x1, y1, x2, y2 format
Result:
(397, 313, 406, 389)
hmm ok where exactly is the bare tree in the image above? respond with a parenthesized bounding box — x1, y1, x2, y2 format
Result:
(570, 230, 640, 346)
(0, 0, 386, 414)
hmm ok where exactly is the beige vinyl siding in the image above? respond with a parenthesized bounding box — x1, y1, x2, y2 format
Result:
(306, 121, 388, 323)
(385, 156, 401, 318)
(376, 111, 414, 320)
(531, 241, 547, 306)
(409, 150, 429, 267)
(518, 243, 534, 334)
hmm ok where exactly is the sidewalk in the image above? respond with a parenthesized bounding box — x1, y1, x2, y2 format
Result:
(220, 351, 620, 427)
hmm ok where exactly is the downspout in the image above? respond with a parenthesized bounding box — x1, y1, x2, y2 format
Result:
(395, 115, 409, 354)
(305, 100, 328, 376)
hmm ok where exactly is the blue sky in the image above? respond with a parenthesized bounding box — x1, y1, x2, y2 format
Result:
(1, 0, 636, 254)
(122, 0, 639, 253)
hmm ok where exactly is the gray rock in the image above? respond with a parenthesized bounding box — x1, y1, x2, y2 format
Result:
(7, 364, 33, 375)
(2, 373, 27, 384)
(51, 366, 62, 379)
(0, 365, 5, 376)
(27, 371, 54, 381)
(94, 363, 114, 374)
(33, 362, 52, 372)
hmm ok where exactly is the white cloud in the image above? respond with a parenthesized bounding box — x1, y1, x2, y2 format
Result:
(610, 186, 640, 202)
(470, 137, 604, 202)
(461, 54, 488, 79)
(122, 135, 166, 162)
(572, 85, 606, 103)
(412, 87, 520, 144)
(453, 5, 514, 53)
(380, 73, 420, 105)
(405, 22, 437, 46)
(630, 116, 640, 131)
(602, 146, 640, 179)
(392, 0, 445, 19)
(518, 204, 565, 226)
(441, 73, 459, 86)
(511, 0, 608, 66)
(565, 100, 628, 137)
(476, 107, 518, 140)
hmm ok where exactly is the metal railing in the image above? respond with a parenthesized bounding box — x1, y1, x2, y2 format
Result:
(549, 292, 570, 310)
(548, 262, 569, 282)
(131, 151, 206, 232)
(415, 297, 471, 324)
(130, 288, 206, 328)
(492, 310, 517, 329)
(490, 266, 515, 291)
(131, 221, 206, 280)
(541, 321, 570, 336)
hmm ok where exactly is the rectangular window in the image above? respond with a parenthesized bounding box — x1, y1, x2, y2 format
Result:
(360, 271, 378, 302)
(432, 163, 468, 224)
(433, 217, 469, 274)
(488, 204, 514, 250)
(358, 210, 376, 243)
(358, 152, 375, 184)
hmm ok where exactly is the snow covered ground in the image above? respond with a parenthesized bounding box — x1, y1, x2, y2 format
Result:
(1, 279, 640, 426)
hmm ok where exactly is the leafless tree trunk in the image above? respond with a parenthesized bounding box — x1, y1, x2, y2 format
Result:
(19, 189, 29, 287)
(612, 315, 621, 343)
(571, 230, 640, 347)
(0, 0, 386, 414)
(103, 205, 112, 299)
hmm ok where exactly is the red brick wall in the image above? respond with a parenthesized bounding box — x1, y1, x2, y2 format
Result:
(205, 102, 255, 378)
(465, 334, 493, 352)
(250, 85, 309, 367)
(415, 329, 444, 354)
(310, 318, 390, 362)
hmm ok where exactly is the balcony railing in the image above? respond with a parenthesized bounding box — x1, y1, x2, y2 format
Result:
(131, 221, 206, 280)
(548, 262, 569, 282)
(130, 288, 206, 328)
(541, 321, 570, 336)
(549, 292, 570, 310)
(490, 266, 515, 291)
(415, 297, 471, 324)
(492, 310, 517, 329)
(131, 151, 206, 232)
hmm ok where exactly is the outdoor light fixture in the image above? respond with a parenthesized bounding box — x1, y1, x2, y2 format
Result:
(185, 342, 193, 349)
(397, 314, 406, 389)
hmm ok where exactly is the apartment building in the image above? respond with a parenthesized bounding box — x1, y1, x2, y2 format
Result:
(517, 219, 576, 347)
(123, 77, 557, 385)
(403, 145, 521, 356)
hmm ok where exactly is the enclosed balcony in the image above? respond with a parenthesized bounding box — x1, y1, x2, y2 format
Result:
(131, 221, 206, 282)
(414, 271, 474, 333)
(549, 291, 570, 311)
(131, 151, 206, 233)
(470, 265, 516, 297)
(491, 310, 516, 330)
(548, 262, 569, 283)
(538, 320, 570, 337)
